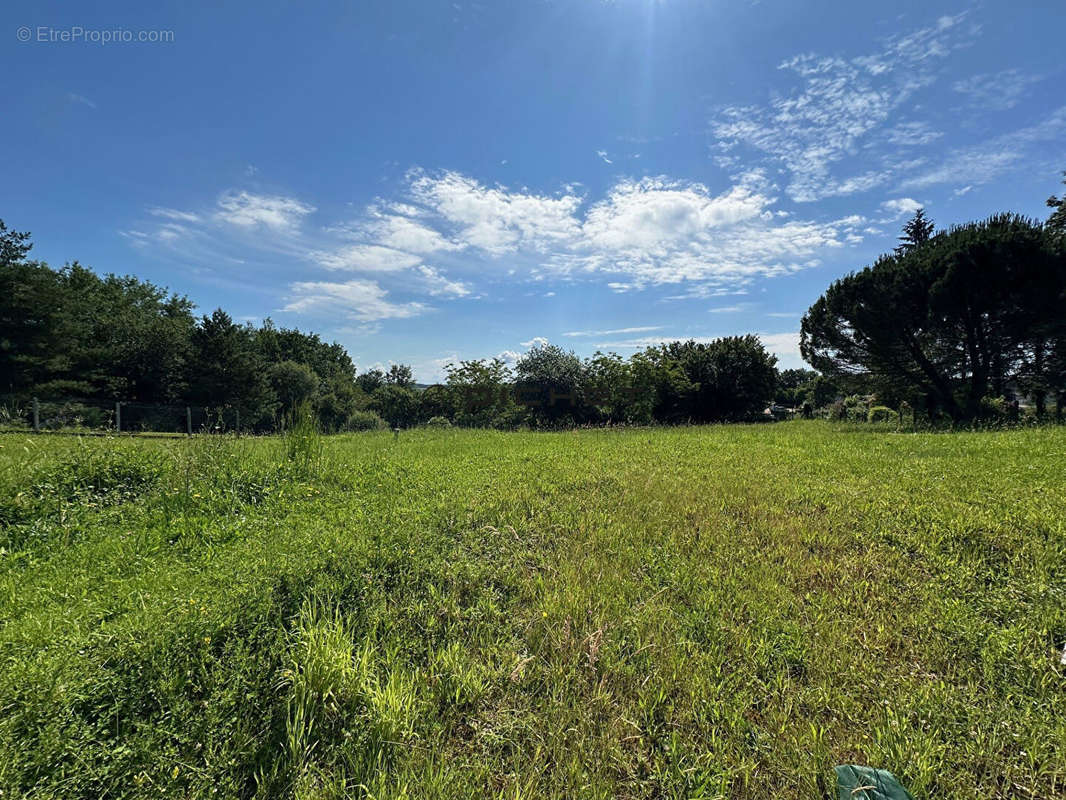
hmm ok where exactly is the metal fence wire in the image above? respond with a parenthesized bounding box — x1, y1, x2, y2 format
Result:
(0, 396, 242, 435)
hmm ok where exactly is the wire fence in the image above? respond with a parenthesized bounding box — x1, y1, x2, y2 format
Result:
(0, 397, 242, 436)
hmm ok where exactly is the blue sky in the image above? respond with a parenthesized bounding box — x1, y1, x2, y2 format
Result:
(4, 0, 1064, 380)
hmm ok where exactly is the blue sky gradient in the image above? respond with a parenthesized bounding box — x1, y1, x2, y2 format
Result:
(4, 0, 1064, 379)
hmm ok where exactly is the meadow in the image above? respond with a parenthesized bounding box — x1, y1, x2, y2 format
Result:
(0, 422, 1064, 799)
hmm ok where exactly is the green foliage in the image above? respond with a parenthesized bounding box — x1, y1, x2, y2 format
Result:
(644, 336, 778, 422)
(370, 385, 418, 428)
(1047, 171, 1066, 240)
(1, 424, 1064, 798)
(443, 358, 515, 427)
(775, 368, 819, 406)
(283, 402, 323, 476)
(384, 364, 416, 389)
(425, 415, 452, 429)
(346, 410, 385, 431)
(868, 405, 897, 423)
(802, 214, 1066, 423)
(0, 224, 367, 433)
(894, 208, 935, 256)
(355, 369, 386, 395)
(514, 345, 585, 426)
(0, 441, 165, 532)
(270, 360, 320, 415)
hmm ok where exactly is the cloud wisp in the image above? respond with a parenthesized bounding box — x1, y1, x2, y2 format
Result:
(710, 13, 981, 202)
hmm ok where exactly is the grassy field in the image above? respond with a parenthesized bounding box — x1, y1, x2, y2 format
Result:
(1, 422, 1064, 799)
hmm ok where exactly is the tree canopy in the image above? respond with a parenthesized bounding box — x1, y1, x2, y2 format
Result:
(801, 213, 1066, 421)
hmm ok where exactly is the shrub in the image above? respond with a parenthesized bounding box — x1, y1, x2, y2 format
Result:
(868, 405, 896, 423)
(425, 416, 452, 429)
(492, 406, 529, 431)
(347, 411, 385, 432)
(843, 395, 870, 422)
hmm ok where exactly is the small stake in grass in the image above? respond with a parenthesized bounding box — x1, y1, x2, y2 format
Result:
(393, 426, 400, 440)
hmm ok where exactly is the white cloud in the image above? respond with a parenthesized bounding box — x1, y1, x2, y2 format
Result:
(881, 197, 923, 217)
(495, 349, 522, 368)
(758, 332, 803, 368)
(885, 121, 943, 147)
(408, 170, 582, 256)
(596, 150, 614, 165)
(901, 106, 1066, 191)
(416, 265, 471, 297)
(953, 69, 1043, 111)
(149, 207, 202, 223)
(711, 13, 978, 201)
(709, 305, 748, 313)
(215, 191, 315, 230)
(68, 92, 97, 109)
(283, 279, 428, 321)
(557, 176, 860, 289)
(311, 244, 422, 272)
(520, 336, 549, 348)
(563, 326, 663, 337)
(127, 164, 874, 307)
(359, 207, 466, 254)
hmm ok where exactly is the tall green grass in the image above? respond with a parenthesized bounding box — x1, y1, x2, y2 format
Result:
(0, 422, 1063, 798)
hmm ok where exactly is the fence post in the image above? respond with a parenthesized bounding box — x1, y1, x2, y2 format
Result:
(33, 397, 40, 432)
(115, 401, 122, 433)
(186, 407, 192, 436)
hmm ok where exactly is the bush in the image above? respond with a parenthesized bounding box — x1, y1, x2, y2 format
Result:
(867, 405, 896, 423)
(347, 411, 385, 432)
(491, 406, 529, 431)
(843, 396, 866, 421)
(425, 416, 452, 429)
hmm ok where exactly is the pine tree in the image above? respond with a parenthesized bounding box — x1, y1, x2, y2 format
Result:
(894, 208, 935, 256)
(1047, 171, 1066, 238)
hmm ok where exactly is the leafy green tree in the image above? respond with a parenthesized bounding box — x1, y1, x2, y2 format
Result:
(647, 337, 777, 422)
(806, 375, 840, 409)
(444, 358, 516, 427)
(370, 384, 418, 428)
(514, 345, 586, 426)
(188, 310, 276, 428)
(417, 383, 456, 423)
(315, 376, 368, 432)
(385, 364, 416, 389)
(775, 368, 818, 406)
(582, 352, 637, 423)
(256, 320, 356, 384)
(268, 360, 319, 414)
(627, 348, 696, 424)
(356, 369, 385, 394)
(802, 215, 1066, 422)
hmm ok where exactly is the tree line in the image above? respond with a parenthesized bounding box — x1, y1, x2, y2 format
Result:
(0, 220, 789, 430)
(2, 170, 1063, 431)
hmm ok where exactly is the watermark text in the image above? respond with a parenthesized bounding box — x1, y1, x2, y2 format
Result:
(17, 26, 175, 44)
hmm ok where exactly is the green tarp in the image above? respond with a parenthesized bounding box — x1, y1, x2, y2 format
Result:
(834, 765, 914, 800)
